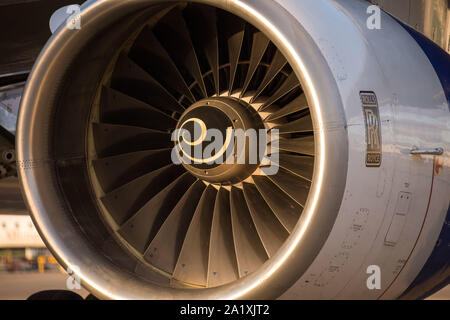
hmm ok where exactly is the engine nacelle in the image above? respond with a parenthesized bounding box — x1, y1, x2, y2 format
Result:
(17, 0, 449, 299)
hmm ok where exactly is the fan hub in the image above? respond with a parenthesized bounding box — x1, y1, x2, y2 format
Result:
(175, 97, 265, 184)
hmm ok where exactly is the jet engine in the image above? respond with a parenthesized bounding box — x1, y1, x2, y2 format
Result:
(16, 0, 450, 299)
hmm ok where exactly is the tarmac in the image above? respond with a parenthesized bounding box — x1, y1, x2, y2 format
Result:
(0, 270, 89, 300)
(0, 270, 447, 300)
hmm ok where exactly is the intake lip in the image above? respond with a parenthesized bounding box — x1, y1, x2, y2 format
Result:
(16, 0, 348, 299)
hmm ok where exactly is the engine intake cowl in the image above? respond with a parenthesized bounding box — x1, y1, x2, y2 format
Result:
(17, 0, 449, 300)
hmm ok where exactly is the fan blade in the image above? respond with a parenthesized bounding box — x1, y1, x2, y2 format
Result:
(144, 180, 206, 274)
(93, 149, 172, 193)
(267, 168, 310, 207)
(101, 164, 184, 225)
(272, 115, 313, 134)
(111, 53, 185, 114)
(227, 26, 245, 94)
(252, 175, 302, 233)
(230, 187, 268, 278)
(265, 94, 308, 122)
(173, 185, 217, 286)
(240, 32, 270, 97)
(276, 136, 315, 156)
(118, 173, 196, 254)
(189, 6, 220, 96)
(242, 183, 289, 257)
(154, 8, 207, 97)
(129, 27, 195, 103)
(100, 86, 177, 131)
(207, 188, 239, 287)
(272, 153, 314, 182)
(93, 123, 171, 158)
(251, 50, 287, 102)
(259, 73, 300, 111)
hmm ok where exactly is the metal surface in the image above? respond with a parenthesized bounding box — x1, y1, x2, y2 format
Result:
(174, 97, 265, 184)
(17, 0, 348, 299)
(230, 187, 268, 278)
(172, 185, 216, 286)
(16, 0, 449, 301)
(207, 188, 239, 287)
(240, 32, 270, 97)
(265, 94, 308, 121)
(252, 175, 303, 233)
(277, 0, 449, 300)
(242, 182, 289, 257)
(410, 147, 444, 155)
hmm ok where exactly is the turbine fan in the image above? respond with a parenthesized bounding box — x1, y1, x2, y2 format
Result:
(89, 4, 315, 288)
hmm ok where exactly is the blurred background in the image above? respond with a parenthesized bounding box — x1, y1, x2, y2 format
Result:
(0, 214, 89, 299)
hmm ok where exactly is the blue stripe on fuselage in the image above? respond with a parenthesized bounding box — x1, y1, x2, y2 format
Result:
(400, 203, 450, 299)
(394, 17, 450, 299)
